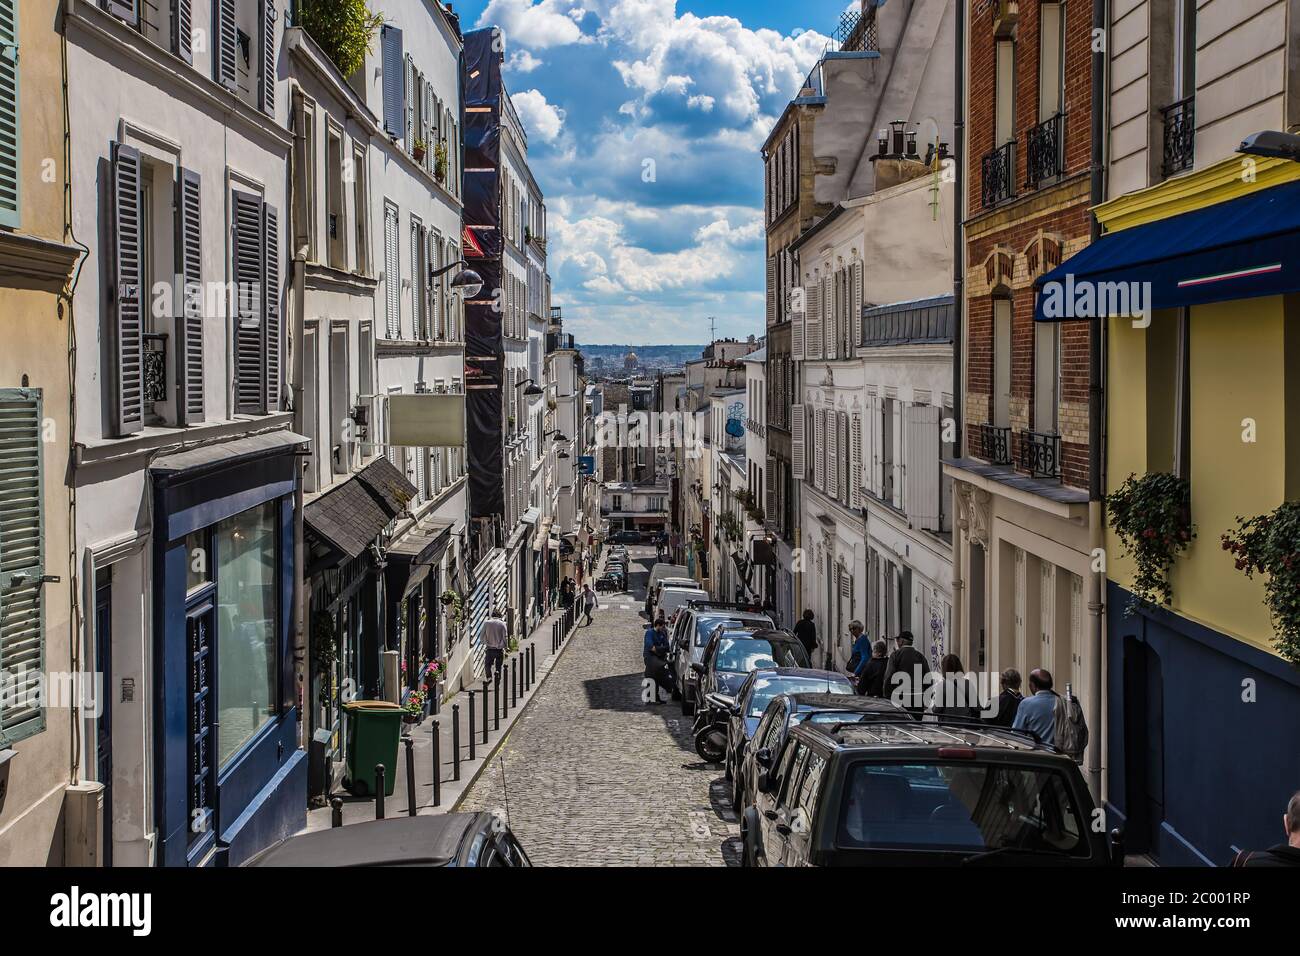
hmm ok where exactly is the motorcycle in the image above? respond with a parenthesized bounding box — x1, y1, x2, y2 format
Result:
(692, 692, 735, 764)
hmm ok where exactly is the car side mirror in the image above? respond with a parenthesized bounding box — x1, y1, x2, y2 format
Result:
(690, 662, 705, 675)
(755, 747, 773, 768)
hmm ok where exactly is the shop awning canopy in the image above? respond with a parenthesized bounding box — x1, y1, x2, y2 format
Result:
(1034, 179, 1300, 321)
(304, 457, 416, 561)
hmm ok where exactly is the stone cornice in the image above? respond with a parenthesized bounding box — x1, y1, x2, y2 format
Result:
(0, 230, 82, 291)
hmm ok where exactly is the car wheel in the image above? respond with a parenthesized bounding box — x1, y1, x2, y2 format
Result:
(741, 809, 761, 867)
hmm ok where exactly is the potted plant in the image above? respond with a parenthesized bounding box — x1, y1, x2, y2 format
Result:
(295, 0, 384, 77)
(1105, 472, 1195, 614)
(401, 688, 427, 724)
(434, 141, 448, 181)
(412, 137, 428, 164)
(1221, 501, 1300, 665)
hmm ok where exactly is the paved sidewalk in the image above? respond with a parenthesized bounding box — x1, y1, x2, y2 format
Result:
(302, 596, 584, 833)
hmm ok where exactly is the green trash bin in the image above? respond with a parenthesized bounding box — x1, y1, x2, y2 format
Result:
(343, 700, 404, 797)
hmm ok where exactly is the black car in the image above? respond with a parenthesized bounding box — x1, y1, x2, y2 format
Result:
(245, 813, 531, 867)
(733, 691, 910, 814)
(691, 627, 809, 702)
(720, 671, 857, 809)
(743, 719, 1118, 867)
(613, 530, 643, 544)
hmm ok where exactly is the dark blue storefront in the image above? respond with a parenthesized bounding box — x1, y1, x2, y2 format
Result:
(1106, 581, 1300, 866)
(150, 432, 308, 867)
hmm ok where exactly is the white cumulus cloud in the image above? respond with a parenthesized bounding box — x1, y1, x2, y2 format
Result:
(478, 0, 591, 49)
(511, 89, 567, 143)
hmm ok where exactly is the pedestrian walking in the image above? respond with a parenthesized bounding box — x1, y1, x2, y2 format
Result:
(1011, 668, 1058, 745)
(481, 606, 509, 685)
(579, 582, 599, 626)
(883, 631, 929, 714)
(1231, 791, 1300, 867)
(793, 609, 817, 661)
(987, 667, 1024, 726)
(934, 654, 981, 718)
(560, 577, 575, 610)
(642, 620, 675, 704)
(844, 621, 870, 681)
(857, 640, 889, 697)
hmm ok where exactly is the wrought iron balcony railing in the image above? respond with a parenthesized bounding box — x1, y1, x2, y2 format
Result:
(144, 332, 168, 405)
(973, 422, 1012, 466)
(1025, 112, 1065, 188)
(832, 9, 879, 53)
(1161, 96, 1194, 178)
(981, 140, 1016, 207)
(1020, 430, 1061, 479)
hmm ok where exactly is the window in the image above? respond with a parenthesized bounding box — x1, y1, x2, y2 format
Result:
(0, 0, 19, 228)
(215, 499, 279, 765)
(380, 25, 404, 138)
(326, 125, 345, 270)
(1038, 2, 1064, 121)
(1033, 321, 1060, 433)
(384, 201, 399, 337)
(993, 298, 1012, 429)
(292, 94, 316, 262)
(995, 40, 1015, 146)
(329, 323, 350, 475)
(186, 529, 210, 594)
(0, 389, 46, 746)
(211, 0, 275, 115)
(231, 188, 280, 415)
(1173, 0, 1196, 101)
(411, 216, 426, 339)
(302, 323, 320, 491)
(352, 143, 368, 274)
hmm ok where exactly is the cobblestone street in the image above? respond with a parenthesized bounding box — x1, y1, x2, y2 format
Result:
(460, 548, 740, 866)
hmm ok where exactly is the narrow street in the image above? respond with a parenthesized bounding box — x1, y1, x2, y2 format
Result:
(459, 547, 740, 866)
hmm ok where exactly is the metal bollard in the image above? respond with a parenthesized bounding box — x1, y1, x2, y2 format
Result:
(511, 659, 518, 709)
(430, 719, 441, 807)
(452, 704, 461, 781)
(374, 764, 386, 819)
(494, 676, 501, 729)
(468, 691, 477, 760)
(403, 735, 416, 818)
(482, 681, 489, 744)
(530, 644, 537, 685)
(330, 796, 343, 829)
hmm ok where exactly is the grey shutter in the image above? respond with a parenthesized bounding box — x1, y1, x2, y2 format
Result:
(765, 257, 776, 326)
(405, 56, 415, 152)
(0, 388, 46, 745)
(174, 168, 204, 426)
(826, 409, 839, 500)
(232, 190, 264, 413)
(174, 0, 194, 63)
(805, 281, 821, 360)
(111, 142, 144, 436)
(428, 231, 439, 340)
(261, 0, 277, 117)
(851, 412, 863, 509)
(384, 203, 399, 337)
(100, 0, 138, 26)
(852, 260, 864, 355)
(263, 202, 281, 412)
(381, 25, 404, 137)
(0, 0, 16, 229)
(791, 403, 805, 480)
(215, 0, 237, 91)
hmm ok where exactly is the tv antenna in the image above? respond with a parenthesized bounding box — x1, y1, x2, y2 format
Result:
(708, 316, 717, 341)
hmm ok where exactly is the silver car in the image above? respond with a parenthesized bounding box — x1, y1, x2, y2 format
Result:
(671, 604, 774, 715)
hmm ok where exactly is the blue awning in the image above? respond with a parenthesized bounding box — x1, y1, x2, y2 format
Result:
(1034, 179, 1300, 321)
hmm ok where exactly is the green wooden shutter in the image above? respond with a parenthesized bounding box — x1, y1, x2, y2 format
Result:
(263, 201, 281, 412)
(232, 189, 264, 413)
(0, 388, 45, 746)
(0, 0, 19, 229)
(175, 167, 204, 425)
(111, 142, 144, 435)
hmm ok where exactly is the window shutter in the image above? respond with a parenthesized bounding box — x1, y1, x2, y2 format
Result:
(175, 167, 204, 426)
(851, 412, 863, 509)
(381, 26, 404, 137)
(427, 231, 439, 340)
(410, 221, 421, 338)
(765, 256, 776, 327)
(911, 403, 941, 530)
(827, 410, 839, 500)
(232, 189, 265, 414)
(173, 0, 194, 63)
(215, 0, 237, 91)
(100, 0, 138, 26)
(415, 445, 426, 502)
(0, 0, 16, 229)
(813, 408, 825, 490)
(805, 281, 821, 360)
(0, 388, 45, 746)
(852, 261, 863, 356)
(824, 274, 836, 360)
(261, 0, 276, 117)
(791, 281, 805, 361)
(869, 393, 882, 497)
(405, 56, 415, 152)
(384, 203, 399, 337)
(263, 202, 281, 412)
(111, 142, 144, 436)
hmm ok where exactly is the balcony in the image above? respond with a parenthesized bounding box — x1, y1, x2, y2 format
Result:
(973, 422, 1012, 466)
(144, 333, 168, 405)
(1024, 113, 1065, 188)
(981, 140, 1016, 207)
(1019, 430, 1061, 479)
(1161, 96, 1195, 178)
(831, 9, 879, 53)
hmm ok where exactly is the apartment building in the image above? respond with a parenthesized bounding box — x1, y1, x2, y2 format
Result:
(0, 0, 83, 866)
(944, 0, 1102, 799)
(741, 351, 772, 609)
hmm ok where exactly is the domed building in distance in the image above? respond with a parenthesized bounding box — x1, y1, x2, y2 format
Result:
(624, 350, 639, 371)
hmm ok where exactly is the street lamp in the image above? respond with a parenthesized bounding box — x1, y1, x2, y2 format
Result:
(431, 258, 485, 298)
(1239, 130, 1300, 162)
(515, 377, 544, 397)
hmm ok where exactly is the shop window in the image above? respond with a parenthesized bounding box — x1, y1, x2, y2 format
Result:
(186, 529, 210, 594)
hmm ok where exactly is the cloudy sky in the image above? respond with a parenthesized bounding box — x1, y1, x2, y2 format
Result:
(451, 0, 854, 345)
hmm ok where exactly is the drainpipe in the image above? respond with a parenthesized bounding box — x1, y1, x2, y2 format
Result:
(951, 0, 966, 662)
(1087, 0, 1109, 806)
(289, 98, 308, 749)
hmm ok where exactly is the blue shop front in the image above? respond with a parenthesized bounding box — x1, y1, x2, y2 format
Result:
(150, 431, 308, 867)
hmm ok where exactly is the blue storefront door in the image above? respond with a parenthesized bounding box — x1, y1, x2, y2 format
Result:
(1122, 636, 1165, 855)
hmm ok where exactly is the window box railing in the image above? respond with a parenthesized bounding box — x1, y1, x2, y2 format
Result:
(981, 140, 1016, 207)
(1025, 112, 1065, 188)
(144, 332, 168, 405)
(974, 422, 1012, 466)
(1160, 96, 1194, 178)
(1019, 430, 1061, 479)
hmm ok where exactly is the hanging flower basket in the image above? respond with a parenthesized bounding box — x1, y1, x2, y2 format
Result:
(1221, 501, 1300, 665)
(1105, 472, 1194, 614)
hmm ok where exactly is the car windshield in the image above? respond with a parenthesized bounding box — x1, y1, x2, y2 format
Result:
(835, 762, 1090, 859)
(748, 677, 851, 717)
(715, 637, 808, 673)
(695, 615, 770, 647)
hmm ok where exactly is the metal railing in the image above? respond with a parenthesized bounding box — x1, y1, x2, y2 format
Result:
(1019, 430, 1061, 479)
(144, 332, 168, 404)
(973, 422, 1012, 466)
(981, 140, 1016, 207)
(832, 9, 879, 53)
(1024, 112, 1065, 188)
(1161, 96, 1194, 177)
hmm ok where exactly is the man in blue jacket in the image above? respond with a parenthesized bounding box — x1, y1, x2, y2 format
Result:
(643, 621, 675, 704)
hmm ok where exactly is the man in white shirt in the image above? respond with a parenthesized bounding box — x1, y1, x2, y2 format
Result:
(481, 607, 509, 684)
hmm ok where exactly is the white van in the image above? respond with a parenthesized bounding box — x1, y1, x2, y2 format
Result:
(656, 585, 710, 625)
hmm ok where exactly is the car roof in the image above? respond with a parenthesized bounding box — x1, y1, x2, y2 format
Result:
(749, 667, 848, 682)
(246, 813, 482, 866)
(718, 627, 797, 643)
(661, 585, 708, 595)
(785, 693, 903, 713)
(695, 609, 771, 623)
(658, 577, 697, 587)
(795, 719, 1057, 754)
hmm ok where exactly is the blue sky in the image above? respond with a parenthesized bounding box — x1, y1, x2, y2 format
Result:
(449, 0, 855, 344)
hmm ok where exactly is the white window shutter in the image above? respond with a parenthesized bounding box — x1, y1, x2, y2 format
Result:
(791, 404, 806, 480)
(805, 281, 822, 360)
(791, 289, 804, 361)
(852, 261, 864, 356)
(822, 276, 833, 359)
(915, 404, 941, 530)
(851, 412, 863, 509)
(827, 410, 839, 500)
(384, 204, 399, 337)
(814, 409, 826, 491)
(870, 393, 883, 498)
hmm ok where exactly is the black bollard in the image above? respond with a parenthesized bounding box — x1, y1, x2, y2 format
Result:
(374, 764, 386, 819)
(482, 681, 489, 744)
(403, 735, 416, 817)
(430, 719, 441, 807)
(511, 659, 518, 709)
(468, 691, 477, 760)
(451, 704, 461, 781)
(530, 644, 537, 685)
(330, 796, 343, 829)
(494, 675, 501, 730)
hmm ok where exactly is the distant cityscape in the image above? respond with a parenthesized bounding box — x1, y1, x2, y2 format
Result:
(579, 340, 760, 378)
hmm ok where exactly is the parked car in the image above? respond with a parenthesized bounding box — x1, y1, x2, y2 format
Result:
(596, 570, 625, 592)
(645, 564, 690, 613)
(670, 602, 774, 714)
(613, 530, 643, 544)
(719, 671, 857, 807)
(742, 719, 1118, 868)
(646, 574, 695, 615)
(245, 813, 532, 867)
(691, 627, 809, 703)
(734, 692, 911, 814)
(654, 584, 709, 626)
